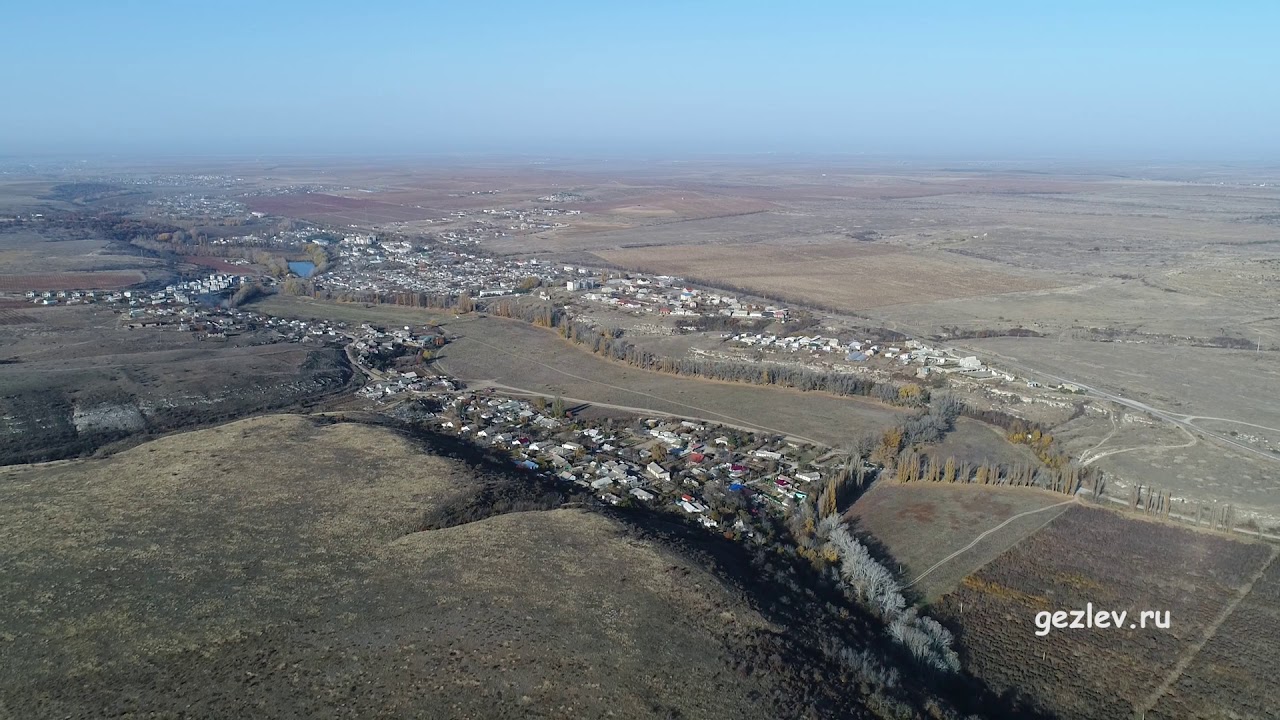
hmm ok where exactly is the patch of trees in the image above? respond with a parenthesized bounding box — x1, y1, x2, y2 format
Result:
(894, 450, 1094, 495)
(684, 315, 772, 333)
(229, 282, 265, 307)
(937, 326, 1044, 339)
(300, 243, 332, 274)
(253, 251, 290, 278)
(826, 521, 961, 672)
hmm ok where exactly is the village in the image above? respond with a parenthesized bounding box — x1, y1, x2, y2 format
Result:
(412, 381, 845, 538)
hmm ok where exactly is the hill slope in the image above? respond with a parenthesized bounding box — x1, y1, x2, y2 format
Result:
(0, 415, 830, 719)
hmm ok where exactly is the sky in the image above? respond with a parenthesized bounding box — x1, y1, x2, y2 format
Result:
(3, 1, 1278, 159)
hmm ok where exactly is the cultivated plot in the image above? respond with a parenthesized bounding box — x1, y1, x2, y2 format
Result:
(933, 505, 1274, 720)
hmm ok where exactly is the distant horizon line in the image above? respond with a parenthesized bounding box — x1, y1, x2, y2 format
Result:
(3, 149, 1278, 169)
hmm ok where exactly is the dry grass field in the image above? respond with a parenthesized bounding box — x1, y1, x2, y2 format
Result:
(848, 483, 1073, 602)
(598, 242, 1057, 310)
(0, 270, 145, 291)
(932, 505, 1276, 720)
(927, 418, 1042, 467)
(248, 293, 457, 327)
(0, 414, 829, 719)
(435, 315, 907, 446)
(248, 192, 443, 225)
(960, 336, 1280, 521)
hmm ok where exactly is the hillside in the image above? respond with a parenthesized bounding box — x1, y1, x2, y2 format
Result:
(0, 414, 899, 719)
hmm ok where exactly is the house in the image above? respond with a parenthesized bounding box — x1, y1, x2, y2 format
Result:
(629, 488, 655, 502)
(646, 462, 671, 482)
(795, 471, 821, 483)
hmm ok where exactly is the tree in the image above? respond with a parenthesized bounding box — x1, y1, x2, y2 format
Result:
(229, 282, 264, 307)
(551, 395, 565, 418)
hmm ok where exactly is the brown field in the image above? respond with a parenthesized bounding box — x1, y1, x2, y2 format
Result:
(708, 175, 1096, 202)
(848, 483, 1072, 601)
(598, 241, 1058, 310)
(932, 505, 1275, 720)
(0, 308, 38, 325)
(1149, 549, 1280, 719)
(0, 270, 145, 291)
(578, 189, 775, 219)
(179, 255, 253, 274)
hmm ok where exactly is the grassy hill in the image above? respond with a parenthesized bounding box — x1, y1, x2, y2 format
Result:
(0, 414, 848, 718)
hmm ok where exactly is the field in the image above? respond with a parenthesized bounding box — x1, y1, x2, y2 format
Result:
(179, 255, 255, 274)
(848, 483, 1073, 602)
(0, 270, 145, 291)
(0, 414, 838, 719)
(247, 192, 443, 225)
(0, 305, 351, 464)
(0, 225, 163, 275)
(932, 505, 1275, 719)
(1149, 550, 1280, 719)
(0, 307, 38, 325)
(435, 314, 907, 446)
(597, 241, 1058, 311)
(924, 417, 1041, 467)
(248, 293, 456, 327)
(961, 336, 1280, 521)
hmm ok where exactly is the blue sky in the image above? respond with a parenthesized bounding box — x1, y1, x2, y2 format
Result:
(3, 1, 1277, 158)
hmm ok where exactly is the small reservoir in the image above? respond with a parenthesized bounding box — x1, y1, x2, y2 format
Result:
(288, 261, 316, 278)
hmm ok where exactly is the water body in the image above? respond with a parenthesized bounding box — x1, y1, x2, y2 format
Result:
(288, 261, 316, 278)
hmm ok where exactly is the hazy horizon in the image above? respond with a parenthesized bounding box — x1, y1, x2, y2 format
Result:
(5, 1, 1279, 160)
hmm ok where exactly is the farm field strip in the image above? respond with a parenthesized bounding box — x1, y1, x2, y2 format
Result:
(1147, 548, 1280, 719)
(905, 496, 1078, 589)
(444, 337, 829, 446)
(0, 271, 145, 291)
(848, 484, 1074, 601)
(933, 505, 1275, 719)
(1136, 546, 1279, 717)
(435, 315, 906, 447)
(597, 241, 1062, 311)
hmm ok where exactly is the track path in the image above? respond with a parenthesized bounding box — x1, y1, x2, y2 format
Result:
(1133, 546, 1279, 718)
(904, 497, 1077, 589)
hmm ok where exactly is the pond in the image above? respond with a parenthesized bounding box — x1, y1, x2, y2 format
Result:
(287, 261, 316, 278)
